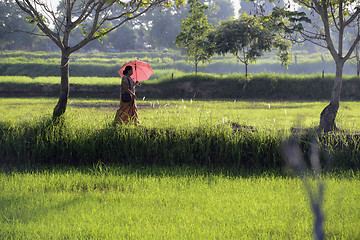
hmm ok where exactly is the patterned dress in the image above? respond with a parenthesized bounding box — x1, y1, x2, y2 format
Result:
(114, 75, 139, 125)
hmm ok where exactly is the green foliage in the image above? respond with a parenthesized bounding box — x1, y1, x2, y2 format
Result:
(175, 0, 213, 73)
(269, 7, 311, 33)
(208, 12, 292, 77)
(0, 1, 47, 50)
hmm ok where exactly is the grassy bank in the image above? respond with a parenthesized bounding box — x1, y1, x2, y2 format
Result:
(1, 98, 360, 170)
(1, 73, 360, 100)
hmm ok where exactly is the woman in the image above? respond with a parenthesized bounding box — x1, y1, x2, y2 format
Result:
(114, 65, 140, 125)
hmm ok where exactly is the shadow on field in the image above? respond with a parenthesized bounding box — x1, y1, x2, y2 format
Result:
(0, 194, 84, 226)
(70, 102, 153, 109)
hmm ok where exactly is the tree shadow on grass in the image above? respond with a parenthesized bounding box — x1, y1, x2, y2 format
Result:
(0, 194, 84, 226)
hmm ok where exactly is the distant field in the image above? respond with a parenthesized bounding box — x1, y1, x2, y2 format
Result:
(1, 50, 356, 75)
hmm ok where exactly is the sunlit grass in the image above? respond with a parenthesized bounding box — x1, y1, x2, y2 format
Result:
(0, 167, 359, 239)
(1, 98, 360, 239)
(2, 97, 360, 132)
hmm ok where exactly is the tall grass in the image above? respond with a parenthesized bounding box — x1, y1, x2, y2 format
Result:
(0, 166, 359, 239)
(1, 98, 360, 170)
(1, 98, 360, 239)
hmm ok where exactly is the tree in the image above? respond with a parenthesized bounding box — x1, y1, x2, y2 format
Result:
(137, 0, 234, 50)
(145, 6, 186, 49)
(14, 0, 180, 117)
(276, 1, 360, 132)
(175, 0, 213, 74)
(208, 12, 291, 77)
(0, 0, 47, 50)
(239, 0, 286, 16)
(348, 15, 360, 76)
(205, 0, 235, 25)
(106, 23, 137, 51)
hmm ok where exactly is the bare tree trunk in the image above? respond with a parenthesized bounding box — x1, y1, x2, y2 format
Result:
(319, 61, 344, 132)
(195, 62, 198, 74)
(245, 63, 248, 78)
(53, 50, 70, 118)
(357, 47, 360, 76)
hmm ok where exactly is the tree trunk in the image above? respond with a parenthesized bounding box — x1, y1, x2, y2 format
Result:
(245, 63, 248, 79)
(319, 61, 344, 132)
(53, 50, 70, 118)
(195, 62, 198, 74)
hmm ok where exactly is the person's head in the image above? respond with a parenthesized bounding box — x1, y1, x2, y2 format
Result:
(123, 65, 133, 75)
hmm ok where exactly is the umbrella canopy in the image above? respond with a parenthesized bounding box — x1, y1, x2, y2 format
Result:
(118, 60, 154, 82)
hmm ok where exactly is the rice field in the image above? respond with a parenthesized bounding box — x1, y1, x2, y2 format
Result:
(0, 166, 360, 239)
(1, 97, 360, 239)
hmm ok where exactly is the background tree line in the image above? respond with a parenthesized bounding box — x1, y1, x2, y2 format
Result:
(0, 0, 234, 52)
(3, 0, 354, 55)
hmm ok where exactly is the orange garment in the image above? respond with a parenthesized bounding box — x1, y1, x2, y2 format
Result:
(114, 96, 139, 125)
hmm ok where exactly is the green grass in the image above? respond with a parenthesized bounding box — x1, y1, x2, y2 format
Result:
(0, 49, 333, 65)
(1, 97, 360, 169)
(0, 70, 187, 85)
(1, 98, 360, 238)
(3, 49, 352, 76)
(2, 97, 359, 131)
(0, 166, 359, 239)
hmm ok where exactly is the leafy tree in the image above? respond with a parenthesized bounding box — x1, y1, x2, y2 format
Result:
(208, 12, 291, 77)
(106, 23, 137, 51)
(275, 1, 360, 132)
(14, 0, 182, 117)
(347, 16, 360, 76)
(145, 6, 186, 49)
(239, 0, 286, 16)
(0, 0, 47, 50)
(137, 0, 234, 50)
(175, 0, 213, 74)
(205, 0, 235, 25)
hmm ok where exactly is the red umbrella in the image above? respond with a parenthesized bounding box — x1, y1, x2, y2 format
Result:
(118, 60, 154, 82)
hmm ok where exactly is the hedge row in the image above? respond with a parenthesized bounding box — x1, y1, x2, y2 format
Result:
(1, 73, 360, 100)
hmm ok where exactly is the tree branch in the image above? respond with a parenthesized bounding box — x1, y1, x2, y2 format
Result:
(15, 0, 63, 49)
(344, 35, 360, 61)
(330, 1, 340, 32)
(344, 8, 360, 27)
